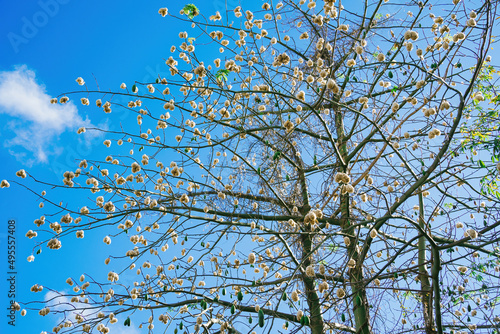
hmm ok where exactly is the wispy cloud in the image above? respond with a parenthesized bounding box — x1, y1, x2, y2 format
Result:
(0, 65, 94, 165)
(113, 324, 141, 334)
(44, 290, 95, 317)
(44, 291, 141, 334)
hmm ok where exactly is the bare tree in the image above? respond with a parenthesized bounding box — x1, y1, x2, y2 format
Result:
(4, 1, 500, 333)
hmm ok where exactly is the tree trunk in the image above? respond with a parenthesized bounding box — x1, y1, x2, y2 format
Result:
(297, 150, 324, 334)
(418, 191, 436, 334)
(302, 231, 325, 334)
(335, 110, 372, 334)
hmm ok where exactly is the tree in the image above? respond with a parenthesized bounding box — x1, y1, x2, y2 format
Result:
(3, 0, 500, 333)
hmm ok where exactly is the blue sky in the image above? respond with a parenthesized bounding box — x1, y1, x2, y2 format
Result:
(0, 1, 242, 333)
(1, 1, 498, 333)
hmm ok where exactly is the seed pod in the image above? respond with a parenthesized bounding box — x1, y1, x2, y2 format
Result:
(258, 309, 265, 327)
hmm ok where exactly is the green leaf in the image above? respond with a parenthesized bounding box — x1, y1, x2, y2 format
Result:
(237, 291, 243, 301)
(182, 4, 200, 19)
(132, 84, 138, 93)
(388, 71, 393, 79)
(479, 160, 486, 168)
(216, 69, 230, 82)
(273, 151, 281, 160)
(231, 304, 235, 314)
(124, 317, 131, 326)
(36, 249, 41, 255)
(249, 316, 253, 324)
(257, 167, 261, 175)
(341, 313, 346, 322)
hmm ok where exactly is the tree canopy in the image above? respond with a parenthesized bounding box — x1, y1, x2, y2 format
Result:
(4, 0, 500, 333)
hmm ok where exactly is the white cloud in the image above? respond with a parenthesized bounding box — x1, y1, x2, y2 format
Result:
(0, 65, 95, 165)
(43, 291, 141, 334)
(113, 324, 141, 334)
(44, 290, 93, 315)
